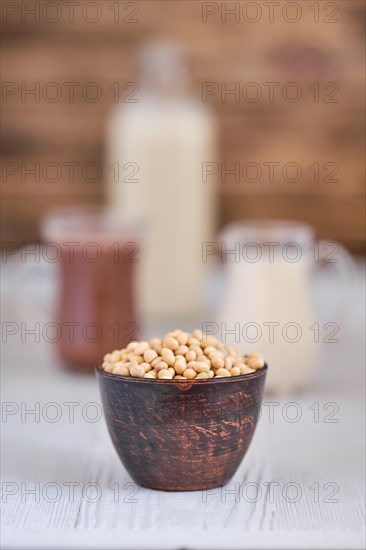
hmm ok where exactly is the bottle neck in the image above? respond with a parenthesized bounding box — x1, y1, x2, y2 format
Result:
(138, 42, 191, 99)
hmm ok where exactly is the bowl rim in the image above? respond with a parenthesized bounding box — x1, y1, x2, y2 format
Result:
(95, 363, 267, 385)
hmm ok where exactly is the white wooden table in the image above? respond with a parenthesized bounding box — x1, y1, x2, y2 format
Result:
(1, 259, 365, 549)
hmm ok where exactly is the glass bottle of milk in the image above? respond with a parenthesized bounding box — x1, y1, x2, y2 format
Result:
(106, 42, 217, 320)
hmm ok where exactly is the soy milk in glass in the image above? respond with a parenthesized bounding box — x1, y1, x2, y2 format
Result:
(218, 221, 322, 394)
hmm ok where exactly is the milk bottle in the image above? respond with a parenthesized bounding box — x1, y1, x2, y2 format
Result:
(106, 42, 217, 319)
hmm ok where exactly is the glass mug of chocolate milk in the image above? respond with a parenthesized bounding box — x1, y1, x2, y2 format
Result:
(41, 206, 142, 371)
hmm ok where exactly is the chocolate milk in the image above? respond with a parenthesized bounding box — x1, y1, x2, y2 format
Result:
(57, 244, 139, 371)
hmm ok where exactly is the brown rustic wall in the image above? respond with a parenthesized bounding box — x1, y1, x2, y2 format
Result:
(1, 0, 365, 251)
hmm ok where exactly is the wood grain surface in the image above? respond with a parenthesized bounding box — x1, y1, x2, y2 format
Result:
(1, 0, 365, 250)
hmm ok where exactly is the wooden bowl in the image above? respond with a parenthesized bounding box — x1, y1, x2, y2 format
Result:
(96, 365, 267, 491)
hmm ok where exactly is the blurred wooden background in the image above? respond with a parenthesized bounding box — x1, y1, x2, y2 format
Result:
(1, 0, 365, 252)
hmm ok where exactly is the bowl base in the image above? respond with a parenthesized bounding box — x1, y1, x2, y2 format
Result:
(138, 478, 229, 492)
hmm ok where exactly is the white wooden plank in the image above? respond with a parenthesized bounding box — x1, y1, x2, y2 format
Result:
(1, 259, 365, 548)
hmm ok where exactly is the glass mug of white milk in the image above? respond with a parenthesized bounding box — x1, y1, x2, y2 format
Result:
(216, 220, 357, 394)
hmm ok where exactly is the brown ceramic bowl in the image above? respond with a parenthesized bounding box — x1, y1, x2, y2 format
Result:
(96, 365, 267, 492)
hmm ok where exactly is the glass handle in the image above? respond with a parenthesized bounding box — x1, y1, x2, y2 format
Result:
(313, 239, 359, 321)
(6, 249, 57, 322)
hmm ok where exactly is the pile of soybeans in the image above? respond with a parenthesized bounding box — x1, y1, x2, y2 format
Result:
(101, 329, 265, 380)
